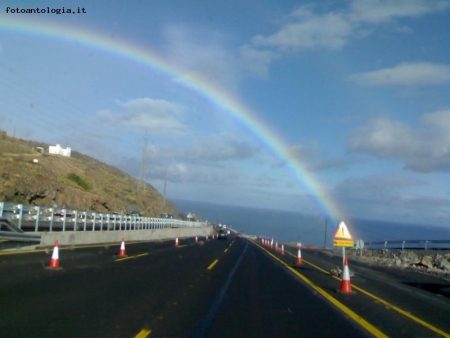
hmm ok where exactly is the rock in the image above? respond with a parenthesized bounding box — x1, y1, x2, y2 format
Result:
(330, 266, 341, 277)
(437, 259, 450, 271)
(420, 256, 434, 268)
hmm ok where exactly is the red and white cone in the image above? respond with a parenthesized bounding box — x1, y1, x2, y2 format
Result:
(281, 244, 285, 255)
(175, 237, 179, 246)
(118, 238, 127, 257)
(46, 240, 62, 270)
(339, 257, 354, 294)
(195, 236, 198, 243)
(295, 247, 302, 266)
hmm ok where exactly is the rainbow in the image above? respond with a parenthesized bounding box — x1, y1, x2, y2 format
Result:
(0, 17, 343, 221)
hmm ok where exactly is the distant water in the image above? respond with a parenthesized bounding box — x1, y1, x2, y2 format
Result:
(172, 199, 450, 247)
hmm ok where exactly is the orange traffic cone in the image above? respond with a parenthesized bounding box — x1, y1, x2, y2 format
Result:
(339, 258, 354, 294)
(175, 237, 179, 246)
(46, 240, 62, 270)
(295, 247, 302, 266)
(281, 244, 285, 255)
(118, 238, 127, 257)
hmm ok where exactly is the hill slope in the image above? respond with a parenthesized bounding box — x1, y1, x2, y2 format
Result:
(0, 131, 177, 217)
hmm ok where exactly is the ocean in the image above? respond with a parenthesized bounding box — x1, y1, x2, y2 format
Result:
(172, 199, 450, 248)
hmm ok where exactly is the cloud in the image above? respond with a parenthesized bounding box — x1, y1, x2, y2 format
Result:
(162, 24, 240, 89)
(182, 133, 260, 162)
(333, 174, 450, 223)
(349, 62, 450, 86)
(240, 1, 449, 75)
(94, 97, 189, 137)
(349, 0, 450, 23)
(238, 45, 278, 79)
(252, 9, 352, 51)
(347, 111, 450, 172)
(276, 141, 356, 172)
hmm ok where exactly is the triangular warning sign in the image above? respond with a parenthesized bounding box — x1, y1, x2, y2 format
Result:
(334, 221, 353, 240)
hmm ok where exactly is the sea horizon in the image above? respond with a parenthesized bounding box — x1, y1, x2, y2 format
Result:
(172, 198, 450, 247)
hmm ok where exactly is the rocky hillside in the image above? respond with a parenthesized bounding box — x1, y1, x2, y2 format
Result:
(0, 131, 177, 217)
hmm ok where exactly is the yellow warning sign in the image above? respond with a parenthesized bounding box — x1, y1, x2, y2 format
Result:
(333, 239, 354, 247)
(333, 221, 353, 240)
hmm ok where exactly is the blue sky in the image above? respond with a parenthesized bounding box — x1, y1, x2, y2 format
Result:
(1, 0, 449, 226)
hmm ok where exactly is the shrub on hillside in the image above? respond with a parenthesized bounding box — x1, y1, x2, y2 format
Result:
(67, 173, 90, 191)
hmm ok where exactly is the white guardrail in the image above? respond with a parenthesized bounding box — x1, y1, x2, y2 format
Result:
(0, 202, 207, 232)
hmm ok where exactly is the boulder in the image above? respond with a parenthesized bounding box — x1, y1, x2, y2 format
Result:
(437, 259, 450, 271)
(420, 256, 434, 268)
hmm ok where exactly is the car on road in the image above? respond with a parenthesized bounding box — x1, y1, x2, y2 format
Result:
(217, 229, 228, 240)
(236, 233, 242, 239)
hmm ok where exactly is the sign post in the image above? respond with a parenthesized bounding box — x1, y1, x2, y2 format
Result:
(333, 221, 354, 265)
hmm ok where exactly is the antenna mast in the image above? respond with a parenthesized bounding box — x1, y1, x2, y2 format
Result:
(138, 129, 149, 191)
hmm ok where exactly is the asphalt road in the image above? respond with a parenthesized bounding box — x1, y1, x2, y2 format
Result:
(1, 235, 449, 337)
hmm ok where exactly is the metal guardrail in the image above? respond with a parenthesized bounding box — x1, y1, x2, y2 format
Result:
(364, 240, 450, 250)
(0, 202, 207, 232)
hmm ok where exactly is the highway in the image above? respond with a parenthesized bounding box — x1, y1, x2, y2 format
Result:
(1, 235, 449, 337)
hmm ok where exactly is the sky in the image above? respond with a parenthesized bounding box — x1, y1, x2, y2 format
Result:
(0, 0, 449, 227)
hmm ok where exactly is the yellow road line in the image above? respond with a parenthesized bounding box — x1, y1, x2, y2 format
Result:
(284, 248, 450, 338)
(134, 328, 151, 338)
(207, 259, 219, 270)
(115, 253, 149, 261)
(224, 248, 228, 253)
(256, 243, 388, 338)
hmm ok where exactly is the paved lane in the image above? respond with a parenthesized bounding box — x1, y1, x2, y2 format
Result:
(1, 236, 449, 337)
(270, 243, 450, 337)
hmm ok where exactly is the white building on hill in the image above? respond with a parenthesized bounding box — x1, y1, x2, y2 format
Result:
(48, 144, 71, 157)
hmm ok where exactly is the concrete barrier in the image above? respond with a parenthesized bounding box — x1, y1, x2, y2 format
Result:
(38, 226, 214, 247)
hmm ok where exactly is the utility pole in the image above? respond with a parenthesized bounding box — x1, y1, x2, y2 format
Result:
(163, 167, 167, 206)
(137, 130, 149, 191)
(324, 218, 327, 248)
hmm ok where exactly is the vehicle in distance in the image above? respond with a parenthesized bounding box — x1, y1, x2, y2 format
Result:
(236, 233, 242, 239)
(217, 229, 228, 240)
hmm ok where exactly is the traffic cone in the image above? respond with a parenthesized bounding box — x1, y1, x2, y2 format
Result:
(206, 235, 208, 240)
(118, 238, 127, 257)
(46, 240, 62, 270)
(175, 237, 179, 246)
(281, 244, 285, 255)
(195, 236, 198, 243)
(339, 258, 354, 294)
(295, 247, 302, 266)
